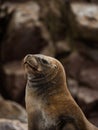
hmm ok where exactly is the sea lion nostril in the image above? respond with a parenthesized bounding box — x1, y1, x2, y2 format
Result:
(25, 54, 32, 60)
(24, 54, 39, 71)
(24, 54, 33, 64)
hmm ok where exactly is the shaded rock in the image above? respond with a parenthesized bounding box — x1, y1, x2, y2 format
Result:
(33, 0, 68, 41)
(55, 40, 71, 58)
(70, 0, 88, 1)
(90, 0, 98, 3)
(89, 117, 98, 127)
(1, 2, 52, 63)
(89, 113, 98, 127)
(2, 0, 31, 2)
(0, 119, 27, 130)
(67, 78, 79, 98)
(41, 42, 55, 57)
(71, 0, 98, 3)
(38, 24, 56, 57)
(3, 61, 26, 103)
(76, 87, 98, 121)
(78, 87, 98, 104)
(75, 41, 98, 61)
(62, 52, 84, 79)
(0, 2, 14, 43)
(0, 96, 27, 123)
(0, 2, 14, 86)
(79, 67, 98, 90)
(83, 49, 98, 62)
(0, 64, 5, 95)
(70, 3, 98, 41)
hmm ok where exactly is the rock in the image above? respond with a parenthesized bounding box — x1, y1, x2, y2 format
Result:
(0, 2, 13, 86)
(0, 119, 27, 130)
(2, 0, 31, 2)
(62, 52, 84, 79)
(71, 0, 98, 2)
(89, 117, 98, 127)
(79, 67, 98, 90)
(75, 41, 98, 61)
(33, 0, 68, 41)
(90, 0, 98, 3)
(70, 3, 98, 41)
(83, 49, 98, 61)
(3, 61, 26, 103)
(0, 96, 27, 123)
(55, 40, 71, 58)
(89, 113, 98, 127)
(78, 87, 98, 104)
(70, 0, 87, 1)
(76, 86, 98, 118)
(1, 2, 52, 63)
(0, 2, 14, 43)
(40, 42, 55, 57)
(38, 24, 56, 57)
(67, 78, 79, 98)
(0, 65, 5, 95)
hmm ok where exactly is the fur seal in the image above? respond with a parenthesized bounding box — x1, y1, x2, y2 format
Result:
(23, 54, 98, 130)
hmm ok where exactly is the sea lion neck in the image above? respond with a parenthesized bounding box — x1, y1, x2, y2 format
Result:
(26, 65, 67, 98)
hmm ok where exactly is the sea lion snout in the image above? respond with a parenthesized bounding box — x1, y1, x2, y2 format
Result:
(23, 54, 39, 72)
(24, 54, 34, 63)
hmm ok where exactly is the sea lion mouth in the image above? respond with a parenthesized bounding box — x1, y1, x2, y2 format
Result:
(23, 54, 39, 72)
(24, 61, 38, 71)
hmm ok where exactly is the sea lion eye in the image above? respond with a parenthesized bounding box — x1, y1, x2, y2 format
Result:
(41, 59, 49, 64)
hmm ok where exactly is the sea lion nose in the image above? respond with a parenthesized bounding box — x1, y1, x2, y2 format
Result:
(24, 54, 38, 68)
(24, 54, 33, 63)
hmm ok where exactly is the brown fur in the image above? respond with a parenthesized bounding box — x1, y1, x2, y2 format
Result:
(24, 54, 98, 130)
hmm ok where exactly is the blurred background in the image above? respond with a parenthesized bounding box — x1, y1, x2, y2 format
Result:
(0, 0, 98, 129)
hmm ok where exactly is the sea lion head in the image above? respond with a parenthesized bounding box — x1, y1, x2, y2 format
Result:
(23, 54, 66, 88)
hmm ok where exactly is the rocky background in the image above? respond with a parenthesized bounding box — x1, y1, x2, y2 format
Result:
(0, 0, 98, 129)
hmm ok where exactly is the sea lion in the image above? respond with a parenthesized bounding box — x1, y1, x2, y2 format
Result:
(23, 54, 98, 130)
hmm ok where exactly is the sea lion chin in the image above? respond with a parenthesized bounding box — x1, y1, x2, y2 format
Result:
(24, 54, 98, 130)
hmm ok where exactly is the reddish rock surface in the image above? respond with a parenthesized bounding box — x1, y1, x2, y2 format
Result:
(0, 119, 27, 130)
(62, 52, 85, 79)
(70, 3, 98, 41)
(0, 96, 27, 123)
(79, 67, 98, 90)
(1, 2, 52, 63)
(3, 61, 26, 103)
